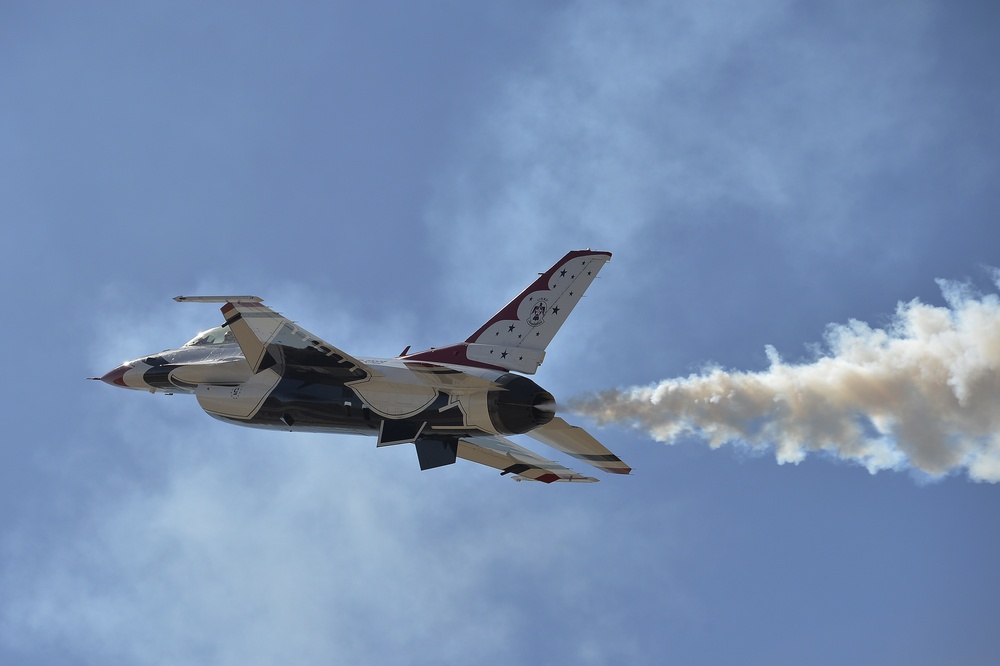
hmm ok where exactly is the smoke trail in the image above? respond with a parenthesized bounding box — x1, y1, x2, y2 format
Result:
(570, 273, 1000, 482)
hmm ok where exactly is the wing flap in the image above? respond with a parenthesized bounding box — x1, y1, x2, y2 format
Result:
(528, 417, 631, 475)
(458, 435, 597, 483)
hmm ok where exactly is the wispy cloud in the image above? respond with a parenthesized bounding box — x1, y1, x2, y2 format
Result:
(4, 417, 653, 664)
(428, 0, 938, 296)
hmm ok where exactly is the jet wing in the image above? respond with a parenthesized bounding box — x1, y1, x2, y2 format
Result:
(174, 295, 378, 380)
(528, 417, 631, 475)
(402, 361, 504, 392)
(457, 435, 597, 483)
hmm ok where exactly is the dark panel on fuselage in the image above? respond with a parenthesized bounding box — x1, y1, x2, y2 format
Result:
(415, 437, 459, 470)
(247, 367, 471, 437)
(250, 372, 374, 434)
(141, 357, 174, 390)
(269, 343, 370, 382)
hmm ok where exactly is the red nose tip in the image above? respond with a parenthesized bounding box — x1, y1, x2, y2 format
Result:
(100, 364, 130, 387)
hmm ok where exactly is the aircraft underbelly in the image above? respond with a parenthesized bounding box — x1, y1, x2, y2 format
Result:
(209, 413, 375, 436)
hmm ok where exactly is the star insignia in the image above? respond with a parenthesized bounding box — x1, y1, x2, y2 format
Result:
(551, 306, 560, 315)
(508, 324, 516, 332)
(501, 351, 508, 359)
(560, 269, 567, 277)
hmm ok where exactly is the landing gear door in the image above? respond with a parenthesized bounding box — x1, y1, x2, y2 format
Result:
(196, 368, 282, 419)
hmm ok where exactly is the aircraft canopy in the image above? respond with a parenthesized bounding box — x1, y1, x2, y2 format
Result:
(184, 325, 236, 347)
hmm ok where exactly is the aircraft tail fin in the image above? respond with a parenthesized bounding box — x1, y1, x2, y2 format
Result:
(467, 249, 611, 350)
(404, 250, 611, 374)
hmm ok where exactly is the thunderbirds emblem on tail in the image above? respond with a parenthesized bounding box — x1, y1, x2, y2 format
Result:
(528, 299, 547, 326)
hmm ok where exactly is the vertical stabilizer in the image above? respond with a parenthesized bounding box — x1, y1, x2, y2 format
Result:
(467, 249, 611, 350)
(403, 250, 611, 374)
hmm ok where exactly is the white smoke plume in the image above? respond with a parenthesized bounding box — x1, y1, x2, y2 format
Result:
(571, 273, 1000, 482)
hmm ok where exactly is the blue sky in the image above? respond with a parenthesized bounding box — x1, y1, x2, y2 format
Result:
(3, 1, 999, 664)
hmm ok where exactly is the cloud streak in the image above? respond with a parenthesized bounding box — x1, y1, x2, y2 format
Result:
(571, 273, 1000, 481)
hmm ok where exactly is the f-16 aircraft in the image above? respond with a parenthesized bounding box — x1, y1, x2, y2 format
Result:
(94, 250, 630, 483)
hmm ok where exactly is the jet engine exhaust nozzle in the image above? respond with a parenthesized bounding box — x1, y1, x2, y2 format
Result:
(486, 374, 556, 435)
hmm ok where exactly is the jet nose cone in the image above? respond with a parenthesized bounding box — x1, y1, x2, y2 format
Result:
(99, 363, 131, 387)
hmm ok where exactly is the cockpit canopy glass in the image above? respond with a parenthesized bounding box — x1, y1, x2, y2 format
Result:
(184, 325, 236, 347)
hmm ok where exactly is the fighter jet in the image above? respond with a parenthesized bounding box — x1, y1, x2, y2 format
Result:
(94, 249, 630, 483)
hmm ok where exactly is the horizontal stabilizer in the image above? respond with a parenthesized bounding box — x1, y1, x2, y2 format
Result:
(528, 417, 631, 475)
(457, 435, 597, 483)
